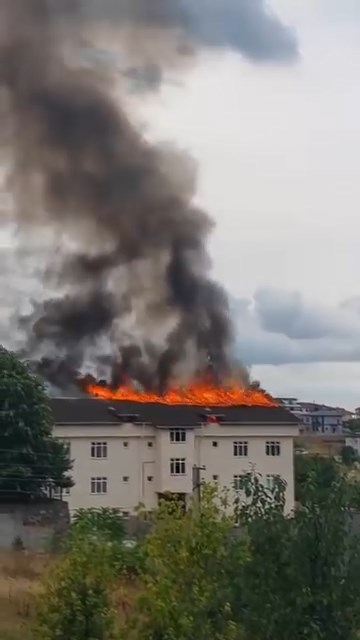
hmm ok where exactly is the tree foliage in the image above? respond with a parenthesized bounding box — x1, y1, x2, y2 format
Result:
(35, 542, 116, 640)
(0, 346, 72, 499)
(238, 468, 360, 640)
(340, 444, 359, 466)
(345, 418, 360, 435)
(68, 507, 142, 578)
(124, 485, 246, 640)
(70, 507, 126, 544)
(34, 466, 360, 640)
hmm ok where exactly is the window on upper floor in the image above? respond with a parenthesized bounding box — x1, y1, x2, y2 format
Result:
(233, 441, 248, 457)
(170, 429, 186, 443)
(147, 475, 154, 482)
(170, 458, 186, 475)
(233, 474, 247, 492)
(90, 476, 107, 494)
(212, 474, 219, 481)
(147, 441, 153, 447)
(266, 474, 278, 491)
(90, 441, 108, 459)
(265, 441, 281, 456)
(122, 476, 129, 483)
(212, 441, 218, 447)
(123, 441, 129, 448)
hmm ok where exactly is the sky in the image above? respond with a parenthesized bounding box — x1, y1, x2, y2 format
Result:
(1, 1, 360, 408)
(132, 0, 360, 409)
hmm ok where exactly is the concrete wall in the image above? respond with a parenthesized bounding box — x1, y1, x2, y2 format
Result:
(0, 500, 70, 551)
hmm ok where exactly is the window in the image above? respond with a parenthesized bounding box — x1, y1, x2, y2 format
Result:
(90, 477, 107, 494)
(122, 476, 129, 483)
(62, 441, 71, 456)
(170, 429, 186, 443)
(212, 441, 218, 447)
(233, 441, 248, 457)
(265, 441, 281, 456)
(170, 458, 186, 475)
(233, 474, 246, 492)
(212, 474, 219, 481)
(147, 475, 154, 482)
(266, 474, 277, 491)
(123, 441, 129, 448)
(147, 441, 153, 448)
(53, 486, 71, 498)
(90, 441, 107, 459)
(121, 510, 130, 518)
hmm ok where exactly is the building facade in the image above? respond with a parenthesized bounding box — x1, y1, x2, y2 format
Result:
(277, 397, 345, 434)
(51, 398, 299, 516)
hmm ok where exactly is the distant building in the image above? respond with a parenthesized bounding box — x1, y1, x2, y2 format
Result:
(307, 407, 343, 435)
(277, 398, 345, 434)
(276, 398, 312, 431)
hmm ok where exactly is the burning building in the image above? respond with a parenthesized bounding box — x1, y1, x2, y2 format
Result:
(51, 395, 299, 514)
(0, 0, 298, 396)
(0, 1, 301, 509)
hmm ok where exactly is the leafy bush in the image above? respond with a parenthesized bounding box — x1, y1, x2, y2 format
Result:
(68, 507, 141, 577)
(34, 542, 116, 640)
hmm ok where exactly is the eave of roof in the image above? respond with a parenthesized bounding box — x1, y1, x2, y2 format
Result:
(50, 397, 299, 428)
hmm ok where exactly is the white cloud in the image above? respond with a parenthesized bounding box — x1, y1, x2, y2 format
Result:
(233, 288, 360, 367)
(252, 362, 360, 410)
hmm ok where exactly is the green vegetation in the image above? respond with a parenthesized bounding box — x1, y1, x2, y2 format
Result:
(67, 507, 141, 577)
(32, 464, 360, 640)
(0, 346, 72, 499)
(3, 348, 360, 639)
(126, 485, 245, 640)
(35, 542, 117, 640)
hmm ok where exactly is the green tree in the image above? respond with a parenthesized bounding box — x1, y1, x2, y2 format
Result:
(125, 485, 246, 640)
(35, 541, 116, 640)
(0, 346, 72, 499)
(294, 464, 360, 639)
(70, 507, 125, 544)
(236, 473, 299, 640)
(340, 444, 359, 466)
(67, 507, 142, 576)
(294, 452, 339, 502)
(345, 418, 360, 435)
(237, 469, 360, 640)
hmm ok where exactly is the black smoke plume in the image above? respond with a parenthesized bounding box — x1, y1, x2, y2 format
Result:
(0, 0, 297, 392)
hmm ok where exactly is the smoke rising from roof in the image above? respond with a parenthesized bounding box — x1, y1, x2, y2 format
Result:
(0, 0, 297, 392)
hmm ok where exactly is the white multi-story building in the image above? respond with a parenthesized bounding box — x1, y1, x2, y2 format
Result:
(51, 398, 299, 516)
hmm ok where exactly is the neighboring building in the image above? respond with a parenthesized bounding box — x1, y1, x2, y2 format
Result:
(51, 398, 299, 516)
(307, 407, 344, 435)
(276, 398, 312, 431)
(277, 398, 346, 434)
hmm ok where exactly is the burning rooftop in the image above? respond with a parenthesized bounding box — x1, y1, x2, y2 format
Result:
(84, 380, 277, 407)
(50, 396, 297, 428)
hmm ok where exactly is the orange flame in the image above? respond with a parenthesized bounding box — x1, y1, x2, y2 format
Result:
(85, 381, 278, 407)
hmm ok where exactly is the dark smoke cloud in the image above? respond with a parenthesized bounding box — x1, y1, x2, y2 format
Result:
(0, 0, 252, 391)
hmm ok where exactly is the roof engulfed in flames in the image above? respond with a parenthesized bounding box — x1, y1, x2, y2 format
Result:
(85, 381, 278, 407)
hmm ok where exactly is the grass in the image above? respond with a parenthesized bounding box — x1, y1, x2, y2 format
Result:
(0, 550, 139, 639)
(0, 551, 50, 640)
